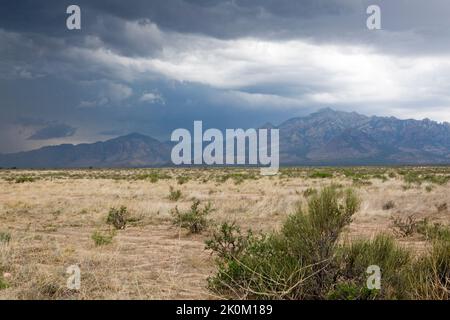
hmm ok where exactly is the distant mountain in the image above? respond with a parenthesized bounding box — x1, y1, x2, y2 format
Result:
(0, 133, 171, 168)
(278, 108, 450, 165)
(1, 108, 450, 168)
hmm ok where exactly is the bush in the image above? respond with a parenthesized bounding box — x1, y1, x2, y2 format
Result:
(106, 206, 127, 230)
(14, 176, 35, 183)
(0, 232, 11, 244)
(172, 199, 212, 234)
(391, 215, 418, 237)
(91, 230, 115, 246)
(382, 200, 395, 210)
(168, 186, 182, 201)
(205, 222, 252, 260)
(207, 187, 360, 299)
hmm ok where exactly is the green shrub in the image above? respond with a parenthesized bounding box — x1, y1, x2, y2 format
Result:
(172, 199, 212, 234)
(0, 276, 8, 290)
(407, 239, 450, 300)
(309, 171, 333, 179)
(168, 186, 182, 201)
(14, 176, 35, 183)
(336, 235, 411, 299)
(91, 230, 115, 246)
(106, 206, 127, 230)
(207, 187, 360, 299)
(205, 222, 252, 260)
(0, 232, 11, 244)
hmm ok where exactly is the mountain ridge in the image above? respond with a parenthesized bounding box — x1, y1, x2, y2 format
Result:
(2, 108, 450, 168)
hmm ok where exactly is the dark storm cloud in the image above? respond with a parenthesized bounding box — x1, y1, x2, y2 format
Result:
(1, 1, 450, 153)
(27, 123, 77, 140)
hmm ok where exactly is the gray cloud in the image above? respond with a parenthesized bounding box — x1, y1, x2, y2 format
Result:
(1, 1, 450, 152)
(27, 124, 77, 140)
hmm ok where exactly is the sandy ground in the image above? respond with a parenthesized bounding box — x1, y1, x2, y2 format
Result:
(0, 168, 448, 299)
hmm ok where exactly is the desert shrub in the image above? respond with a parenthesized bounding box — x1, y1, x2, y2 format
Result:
(335, 235, 411, 299)
(382, 200, 395, 210)
(327, 282, 377, 300)
(416, 220, 450, 242)
(0, 275, 9, 290)
(309, 171, 333, 179)
(177, 176, 190, 185)
(391, 216, 450, 241)
(205, 222, 252, 260)
(0, 232, 11, 244)
(91, 230, 115, 246)
(168, 186, 182, 201)
(172, 199, 212, 234)
(391, 215, 418, 237)
(106, 206, 127, 230)
(207, 187, 360, 299)
(14, 175, 36, 183)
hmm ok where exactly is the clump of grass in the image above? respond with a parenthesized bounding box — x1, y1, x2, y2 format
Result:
(14, 175, 36, 183)
(106, 206, 127, 230)
(309, 171, 333, 179)
(0, 275, 9, 290)
(168, 186, 182, 201)
(334, 234, 411, 299)
(382, 200, 395, 210)
(0, 232, 11, 244)
(172, 199, 213, 234)
(91, 230, 115, 246)
(407, 239, 450, 300)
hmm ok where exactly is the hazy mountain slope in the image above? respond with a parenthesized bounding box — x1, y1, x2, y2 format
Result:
(1, 109, 450, 168)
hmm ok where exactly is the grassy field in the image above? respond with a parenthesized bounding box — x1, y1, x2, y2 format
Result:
(0, 167, 449, 299)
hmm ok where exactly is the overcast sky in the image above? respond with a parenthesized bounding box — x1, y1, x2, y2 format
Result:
(1, 0, 450, 152)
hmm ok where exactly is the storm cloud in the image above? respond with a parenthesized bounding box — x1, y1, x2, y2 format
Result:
(1, 1, 450, 152)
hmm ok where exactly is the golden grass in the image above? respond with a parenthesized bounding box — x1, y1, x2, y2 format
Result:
(0, 167, 448, 299)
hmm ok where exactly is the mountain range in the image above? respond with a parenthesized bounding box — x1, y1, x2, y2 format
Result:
(1, 108, 450, 168)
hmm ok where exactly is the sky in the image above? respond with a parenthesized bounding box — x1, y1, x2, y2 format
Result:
(1, 0, 450, 152)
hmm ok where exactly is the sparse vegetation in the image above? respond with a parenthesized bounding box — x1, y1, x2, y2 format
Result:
(172, 199, 213, 234)
(0, 166, 449, 299)
(0, 232, 11, 244)
(168, 186, 182, 201)
(382, 200, 395, 210)
(91, 230, 115, 246)
(207, 187, 360, 299)
(106, 206, 128, 230)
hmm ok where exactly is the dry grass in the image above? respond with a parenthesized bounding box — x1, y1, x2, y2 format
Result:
(0, 167, 448, 299)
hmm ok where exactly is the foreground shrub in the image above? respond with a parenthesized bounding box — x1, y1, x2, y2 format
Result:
(335, 235, 411, 299)
(205, 222, 252, 260)
(207, 187, 450, 300)
(172, 199, 212, 234)
(106, 206, 127, 230)
(207, 187, 360, 299)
